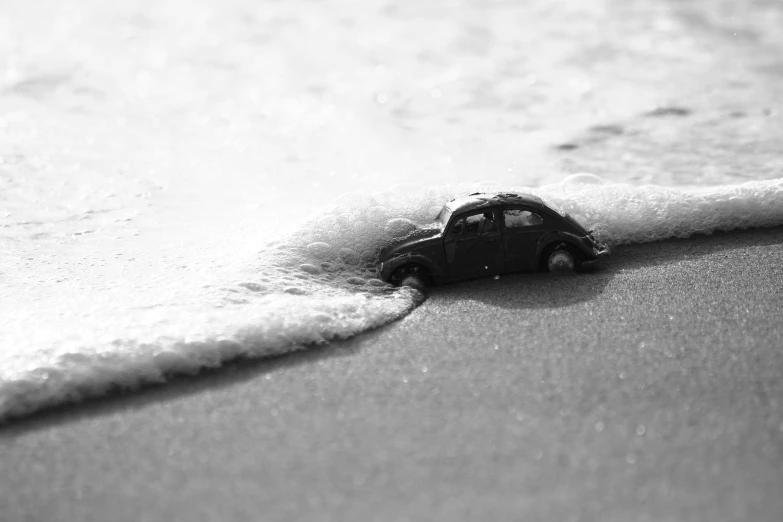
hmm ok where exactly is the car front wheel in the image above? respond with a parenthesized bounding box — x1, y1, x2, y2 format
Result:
(399, 274, 426, 292)
(390, 265, 428, 291)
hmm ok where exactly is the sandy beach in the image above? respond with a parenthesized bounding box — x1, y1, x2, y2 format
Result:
(3, 227, 782, 521)
(4, 1, 783, 521)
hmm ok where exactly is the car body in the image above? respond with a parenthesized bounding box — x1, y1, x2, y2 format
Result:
(376, 192, 609, 286)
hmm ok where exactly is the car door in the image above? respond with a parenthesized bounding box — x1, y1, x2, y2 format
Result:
(443, 209, 505, 281)
(501, 207, 546, 272)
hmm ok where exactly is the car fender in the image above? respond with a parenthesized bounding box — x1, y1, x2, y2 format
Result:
(536, 231, 592, 260)
(382, 253, 445, 283)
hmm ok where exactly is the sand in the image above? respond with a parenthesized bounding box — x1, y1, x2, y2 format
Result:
(2, 228, 783, 522)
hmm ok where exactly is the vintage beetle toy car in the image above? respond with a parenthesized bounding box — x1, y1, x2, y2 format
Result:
(377, 192, 609, 289)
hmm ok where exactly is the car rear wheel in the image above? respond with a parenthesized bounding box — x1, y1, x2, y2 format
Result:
(544, 245, 581, 274)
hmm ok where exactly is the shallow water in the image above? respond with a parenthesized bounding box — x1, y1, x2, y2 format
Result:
(2, 0, 783, 419)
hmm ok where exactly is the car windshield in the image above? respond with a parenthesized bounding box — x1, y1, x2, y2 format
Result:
(435, 206, 452, 229)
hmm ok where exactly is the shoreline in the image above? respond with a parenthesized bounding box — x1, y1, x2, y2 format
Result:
(2, 227, 783, 521)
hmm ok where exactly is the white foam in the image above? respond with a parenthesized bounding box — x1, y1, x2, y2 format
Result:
(539, 174, 783, 244)
(2, 175, 783, 421)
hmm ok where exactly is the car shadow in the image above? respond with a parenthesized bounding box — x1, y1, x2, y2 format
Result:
(427, 265, 612, 310)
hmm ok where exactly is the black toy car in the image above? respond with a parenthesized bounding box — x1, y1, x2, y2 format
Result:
(377, 192, 609, 289)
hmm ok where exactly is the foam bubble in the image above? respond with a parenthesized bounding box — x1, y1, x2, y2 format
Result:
(2, 176, 783, 421)
(384, 218, 418, 238)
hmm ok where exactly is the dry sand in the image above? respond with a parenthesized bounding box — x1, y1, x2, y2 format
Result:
(2, 228, 783, 521)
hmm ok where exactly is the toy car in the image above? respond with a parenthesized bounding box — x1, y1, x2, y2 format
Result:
(376, 192, 609, 289)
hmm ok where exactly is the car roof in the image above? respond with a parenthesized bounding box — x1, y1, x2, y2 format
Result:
(445, 192, 547, 215)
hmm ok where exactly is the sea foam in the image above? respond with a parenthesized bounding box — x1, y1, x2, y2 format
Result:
(2, 175, 783, 421)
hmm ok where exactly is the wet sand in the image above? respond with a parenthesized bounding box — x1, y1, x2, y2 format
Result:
(2, 228, 783, 522)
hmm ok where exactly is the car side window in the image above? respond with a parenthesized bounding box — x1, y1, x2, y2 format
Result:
(503, 208, 543, 229)
(450, 217, 465, 236)
(450, 210, 498, 237)
(464, 214, 482, 233)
